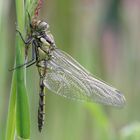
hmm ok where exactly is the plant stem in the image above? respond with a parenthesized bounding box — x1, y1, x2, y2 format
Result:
(15, 0, 30, 138)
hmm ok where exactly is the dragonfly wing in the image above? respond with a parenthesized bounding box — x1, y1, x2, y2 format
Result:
(43, 48, 125, 107)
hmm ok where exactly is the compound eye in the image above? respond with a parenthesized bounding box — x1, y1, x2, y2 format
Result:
(38, 21, 49, 31)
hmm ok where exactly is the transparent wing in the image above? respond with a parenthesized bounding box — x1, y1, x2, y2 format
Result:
(43, 48, 125, 107)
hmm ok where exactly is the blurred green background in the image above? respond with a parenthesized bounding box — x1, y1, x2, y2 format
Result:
(1, 0, 140, 140)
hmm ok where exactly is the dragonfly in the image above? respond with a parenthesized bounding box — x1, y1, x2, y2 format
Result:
(15, 16, 125, 132)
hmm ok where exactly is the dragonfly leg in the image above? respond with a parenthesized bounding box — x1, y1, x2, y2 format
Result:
(9, 59, 36, 71)
(16, 29, 33, 45)
(9, 45, 36, 71)
(25, 44, 37, 67)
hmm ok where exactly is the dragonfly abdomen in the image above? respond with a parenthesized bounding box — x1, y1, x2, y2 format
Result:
(38, 79, 45, 132)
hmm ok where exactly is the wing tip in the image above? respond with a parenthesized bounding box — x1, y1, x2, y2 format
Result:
(115, 89, 126, 107)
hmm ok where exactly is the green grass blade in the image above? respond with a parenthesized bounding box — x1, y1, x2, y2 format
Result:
(15, 0, 30, 138)
(0, 1, 13, 139)
(5, 72, 16, 140)
(15, 37, 30, 139)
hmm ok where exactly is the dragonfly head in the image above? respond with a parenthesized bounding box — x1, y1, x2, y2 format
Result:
(31, 20, 49, 37)
(36, 20, 49, 31)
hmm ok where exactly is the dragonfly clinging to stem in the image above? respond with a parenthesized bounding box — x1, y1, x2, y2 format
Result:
(15, 14, 126, 132)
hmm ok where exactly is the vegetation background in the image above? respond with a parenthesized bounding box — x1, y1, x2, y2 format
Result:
(0, 0, 140, 140)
